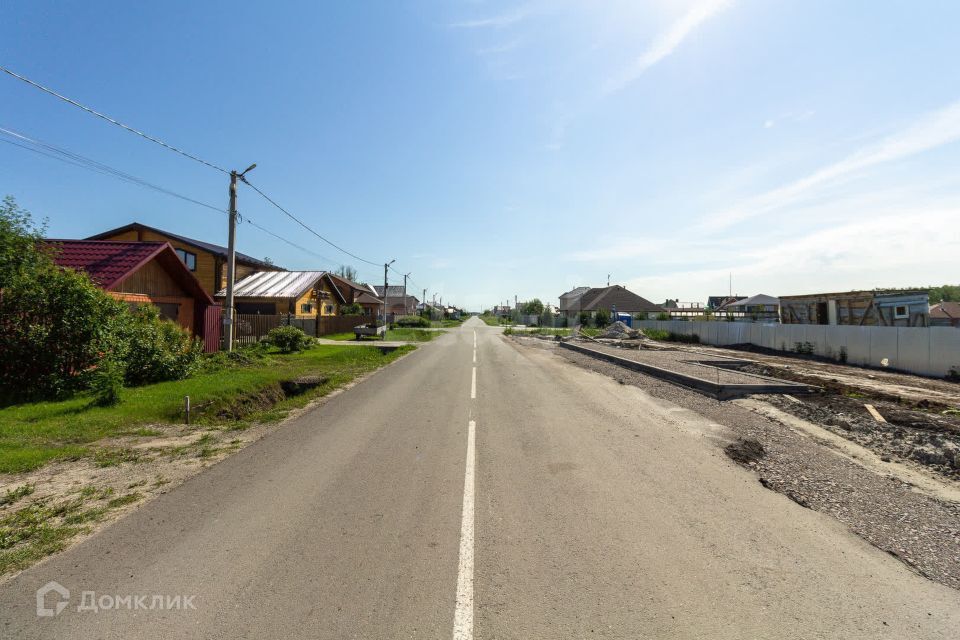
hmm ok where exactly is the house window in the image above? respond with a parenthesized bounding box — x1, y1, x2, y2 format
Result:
(894, 305, 909, 319)
(175, 248, 197, 271)
(300, 303, 314, 314)
(325, 304, 334, 314)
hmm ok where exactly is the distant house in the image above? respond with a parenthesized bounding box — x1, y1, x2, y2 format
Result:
(558, 287, 591, 316)
(373, 285, 419, 317)
(45, 240, 217, 346)
(930, 302, 960, 328)
(559, 285, 663, 321)
(491, 305, 512, 317)
(707, 295, 746, 310)
(718, 294, 780, 322)
(217, 271, 345, 317)
(88, 222, 281, 297)
(779, 290, 930, 327)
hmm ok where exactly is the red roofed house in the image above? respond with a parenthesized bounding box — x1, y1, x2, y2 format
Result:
(45, 240, 220, 350)
(930, 302, 960, 328)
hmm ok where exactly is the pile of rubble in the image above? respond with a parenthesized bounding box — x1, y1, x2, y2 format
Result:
(594, 321, 640, 340)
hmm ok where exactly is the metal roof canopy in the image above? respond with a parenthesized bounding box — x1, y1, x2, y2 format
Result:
(216, 270, 328, 299)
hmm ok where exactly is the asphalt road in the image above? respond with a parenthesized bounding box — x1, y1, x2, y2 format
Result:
(2, 317, 958, 639)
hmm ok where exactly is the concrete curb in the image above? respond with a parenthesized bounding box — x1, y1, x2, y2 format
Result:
(558, 341, 820, 400)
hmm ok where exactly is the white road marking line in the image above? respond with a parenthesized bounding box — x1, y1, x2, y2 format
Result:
(471, 367, 477, 399)
(473, 349, 476, 364)
(473, 331, 477, 348)
(452, 420, 476, 640)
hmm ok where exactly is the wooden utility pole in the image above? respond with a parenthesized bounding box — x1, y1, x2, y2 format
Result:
(383, 259, 395, 323)
(224, 171, 238, 351)
(422, 288, 427, 317)
(223, 164, 256, 352)
(403, 273, 410, 315)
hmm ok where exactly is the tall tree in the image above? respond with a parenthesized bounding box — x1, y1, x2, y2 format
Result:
(335, 264, 358, 281)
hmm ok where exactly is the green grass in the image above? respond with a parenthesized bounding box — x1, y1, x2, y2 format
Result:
(429, 319, 464, 328)
(479, 314, 505, 326)
(0, 344, 414, 474)
(0, 488, 147, 574)
(322, 329, 443, 342)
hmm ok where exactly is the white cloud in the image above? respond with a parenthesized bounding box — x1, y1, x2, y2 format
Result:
(603, 0, 734, 94)
(618, 207, 960, 302)
(448, 6, 531, 29)
(706, 98, 960, 229)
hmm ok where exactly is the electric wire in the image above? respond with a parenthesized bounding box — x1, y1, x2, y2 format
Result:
(0, 65, 229, 174)
(0, 126, 382, 280)
(239, 177, 383, 268)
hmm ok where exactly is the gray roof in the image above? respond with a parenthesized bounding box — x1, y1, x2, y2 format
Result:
(216, 270, 327, 299)
(576, 286, 663, 313)
(560, 286, 590, 299)
(722, 294, 779, 309)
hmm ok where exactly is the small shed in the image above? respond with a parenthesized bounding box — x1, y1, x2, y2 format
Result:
(779, 290, 930, 327)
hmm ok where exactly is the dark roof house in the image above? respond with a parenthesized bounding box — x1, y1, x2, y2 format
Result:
(88, 222, 281, 296)
(561, 285, 663, 317)
(930, 302, 960, 327)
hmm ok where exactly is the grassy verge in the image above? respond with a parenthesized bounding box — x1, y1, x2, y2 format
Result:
(642, 328, 700, 343)
(322, 329, 443, 342)
(479, 315, 505, 326)
(0, 344, 413, 474)
(0, 485, 143, 574)
(430, 319, 464, 328)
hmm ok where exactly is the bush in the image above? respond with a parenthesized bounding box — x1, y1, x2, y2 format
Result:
(594, 309, 611, 328)
(266, 325, 313, 353)
(394, 315, 429, 328)
(340, 303, 362, 315)
(117, 305, 204, 386)
(577, 311, 592, 327)
(0, 261, 130, 402)
(90, 358, 124, 406)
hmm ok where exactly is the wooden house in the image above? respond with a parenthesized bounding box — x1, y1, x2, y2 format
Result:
(218, 271, 345, 317)
(779, 290, 930, 327)
(45, 240, 218, 348)
(326, 274, 381, 318)
(87, 222, 281, 297)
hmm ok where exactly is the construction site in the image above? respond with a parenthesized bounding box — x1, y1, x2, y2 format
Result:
(506, 323, 960, 590)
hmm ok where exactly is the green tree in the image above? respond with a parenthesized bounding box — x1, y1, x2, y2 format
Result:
(928, 285, 960, 303)
(335, 265, 358, 281)
(520, 298, 545, 316)
(0, 195, 48, 289)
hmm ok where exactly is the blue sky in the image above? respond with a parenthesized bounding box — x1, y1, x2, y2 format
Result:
(2, 1, 959, 311)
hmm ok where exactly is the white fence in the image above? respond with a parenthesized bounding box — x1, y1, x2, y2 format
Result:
(634, 321, 960, 378)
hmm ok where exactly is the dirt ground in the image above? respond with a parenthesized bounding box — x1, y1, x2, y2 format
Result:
(511, 335, 960, 591)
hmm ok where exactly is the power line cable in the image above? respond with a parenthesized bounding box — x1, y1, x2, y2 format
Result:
(239, 177, 382, 267)
(0, 65, 228, 174)
(0, 127, 226, 213)
(0, 126, 383, 279)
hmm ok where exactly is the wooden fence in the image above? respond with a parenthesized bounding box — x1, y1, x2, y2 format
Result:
(228, 313, 368, 347)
